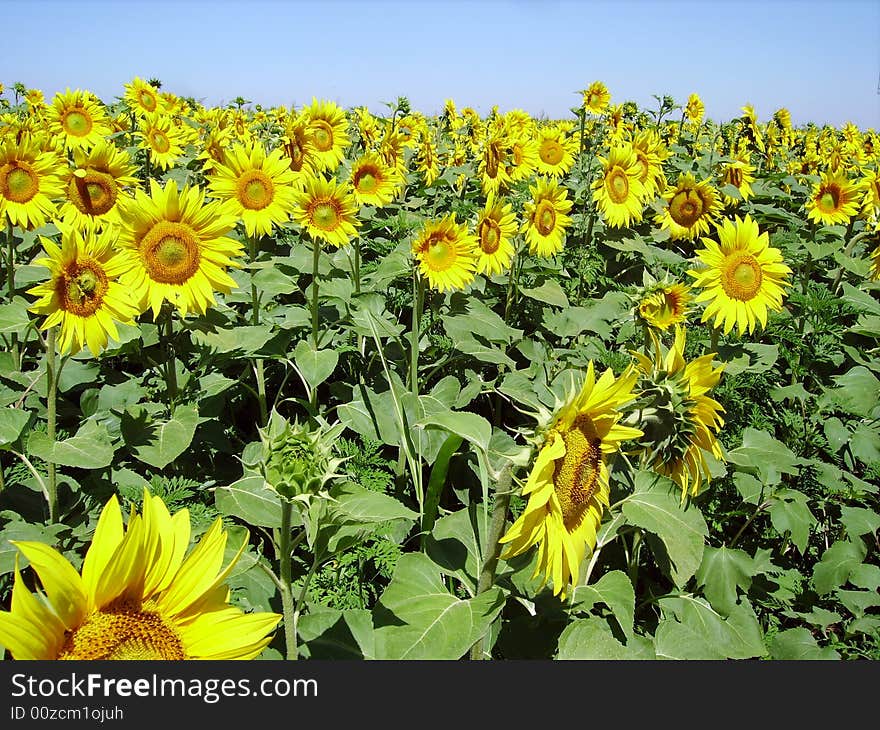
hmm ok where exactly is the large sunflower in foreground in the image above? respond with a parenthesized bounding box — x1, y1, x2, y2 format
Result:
(522, 177, 573, 257)
(475, 196, 517, 276)
(27, 224, 139, 356)
(292, 175, 360, 247)
(592, 144, 646, 229)
(628, 326, 725, 500)
(45, 89, 112, 151)
(688, 215, 792, 335)
(412, 214, 478, 293)
(655, 173, 721, 240)
(0, 491, 281, 660)
(805, 171, 863, 226)
(117, 180, 243, 317)
(499, 362, 643, 599)
(59, 140, 138, 229)
(0, 137, 65, 230)
(207, 142, 300, 238)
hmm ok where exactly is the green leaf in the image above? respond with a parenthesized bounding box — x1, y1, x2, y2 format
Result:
(415, 409, 491, 453)
(768, 488, 816, 554)
(836, 589, 880, 618)
(424, 506, 484, 590)
(298, 607, 375, 659)
(293, 340, 338, 391)
(214, 475, 283, 528)
(0, 520, 66, 575)
(28, 420, 114, 469)
(0, 300, 30, 335)
(373, 553, 504, 660)
(521, 279, 569, 308)
(542, 291, 629, 339)
(769, 628, 840, 660)
(620, 472, 708, 586)
(727, 428, 804, 485)
(812, 540, 867, 595)
(0, 408, 29, 449)
(336, 384, 400, 446)
(823, 418, 850, 452)
(121, 404, 199, 470)
(557, 617, 654, 659)
(191, 324, 275, 356)
(850, 563, 880, 591)
(714, 343, 778, 377)
(695, 546, 756, 613)
(819, 367, 880, 418)
(332, 482, 418, 523)
(655, 596, 766, 660)
(570, 570, 635, 637)
(840, 506, 880, 537)
(422, 433, 463, 535)
(850, 422, 880, 466)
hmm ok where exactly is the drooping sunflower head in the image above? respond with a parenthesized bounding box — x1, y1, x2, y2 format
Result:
(0, 136, 65, 230)
(592, 143, 647, 229)
(626, 326, 725, 500)
(292, 174, 360, 248)
(60, 140, 138, 228)
(522, 176, 574, 258)
(499, 362, 643, 598)
(656, 173, 721, 240)
(475, 196, 517, 276)
(349, 152, 401, 208)
(302, 98, 350, 172)
(117, 179, 243, 317)
(688, 214, 793, 335)
(27, 223, 139, 356)
(581, 81, 611, 115)
(636, 282, 691, 331)
(805, 171, 863, 226)
(46, 89, 111, 151)
(411, 213, 478, 293)
(0, 490, 281, 660)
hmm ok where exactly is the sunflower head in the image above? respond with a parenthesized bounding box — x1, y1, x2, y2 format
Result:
(293, 175, 360, 247)
(581, 81, 611, 115)
(636, 282, 691, 331)
(411, 214, 478, 293)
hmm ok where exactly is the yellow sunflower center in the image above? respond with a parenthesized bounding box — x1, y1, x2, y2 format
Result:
(721, 252, 763, 301)
(607, 167, 629, 204)
(57, 260, 109, 317)
(311, 121, 334, 152)
(479, 217, 501, 254)
(58, 602, 184, 660)
(535, 200, 557, 236)
(150, 130, 171, 154)
(423, 233, 458, 272)
(553, 415, 603, 531)
(308, 199, 341, 231)
(237, 170, 275, 211)
(669, 188, 705, 227)
(63, 109, 93, 137)
(140, 221, 201, 284)
(68, 169, 118, 216)
(0, 162, 40, 204)
(354, 166, 380, 194)
(817, 186, 840, 213)
(139, 89, 157, 112)
(539, 139, 564, 166)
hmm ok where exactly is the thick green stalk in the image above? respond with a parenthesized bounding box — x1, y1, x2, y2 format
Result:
(248, 237, 267, 426)
(410, 271, 425, 398)
(279, 499, 297, 660)
(709, 326, 719, 354)
(45, 327, 58, 524)
(291, 557, 321, 661)
(163, 311, 178, 411)
(309, 237, 322, 409)
(469, 463, 514, 660)
(6, 222, 19, 363)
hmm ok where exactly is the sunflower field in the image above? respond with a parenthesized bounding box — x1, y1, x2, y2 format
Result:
(0, 79, 878, 662)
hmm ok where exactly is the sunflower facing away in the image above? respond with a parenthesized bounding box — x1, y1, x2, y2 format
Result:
(655, 173, 721, 240)
(522, 177, 573, 257)
(499, 362, 643, 598)
(411, 214, 478, 293)
(0, 491, 281, 660)
(628, 326, 725, 500)
(293, 175, 360, 248)
(45, 89, 112, 151)
(348, 152, 401, 208)
(0, 137, 65, 230)
(27, 224, 139, 356)
(688, 214, 792, 335)
(208, 142, 300, 238)
(117, 179, 243, 317)
(805, 171, 863, 226)
(637, 282, 691, 331)
(475, 196, 517, 276)
(59, 140, 138, 229)
(592, 144, 646, 229)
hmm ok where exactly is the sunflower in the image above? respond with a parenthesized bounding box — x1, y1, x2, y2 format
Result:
(861, 168, 880, 216)
(655, 173, 721, 240)
(207, 142, 300, 239)
(117, 179, 243, 318)
(348, 152, 401, 207)
(688, 215, 792, 335)
(535, 124, 577, 178)
(631, 130, 667, 200)
(506, 132, 539, 182)
(718, 152, 756, 205)
(581, 81, 611, 115)
(124, 77, 168, 117)
(637, 282, 691, 331)
(592, 144, 646, 229)
(522, 177, 573, 257)
(499, 362, 642, 598)
(293, 175, 360, 248)
(196, 125, 234, 173)
(281, 112, 319, 176)
(804, 170, 863, 226)
(479, 130, 513, 198)
(59, 140, 138, 229)
(870, 236, 880, 281)
(684, 93, 705, 124)
(0, 137, 65, 230)
(26, 224, 139, 356)
(411, 214, 478, 292)
(0, 490, 281, 660)
(628, 326, 725, 500)
(303, 99, 350, 172)
(45, 89, 111, 151)
(475, 196, 517, 276)
(416, 137, 441, 186)
(137, 113, 185, 172)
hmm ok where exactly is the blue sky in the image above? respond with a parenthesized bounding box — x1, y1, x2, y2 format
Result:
(3, 0, 879, 127)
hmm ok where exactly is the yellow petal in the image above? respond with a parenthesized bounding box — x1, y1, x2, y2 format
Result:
(12, 541, 86, 631)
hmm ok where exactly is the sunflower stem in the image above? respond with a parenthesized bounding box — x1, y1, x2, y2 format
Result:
(248, 237, 268, 426)
(309, 236, 322, 409)
(45, 327, 59, 524)
(709, 326, 719, 354)
(278, 499, 298, 660)
(162, 309, 178, 412)
(5, 222, 19, 364)
(291, 555, 321, 661)
(468, 462, 514, 661)
(410, 270, 425, 398)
